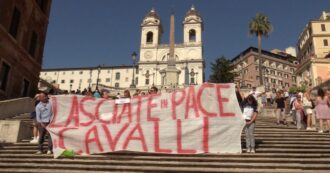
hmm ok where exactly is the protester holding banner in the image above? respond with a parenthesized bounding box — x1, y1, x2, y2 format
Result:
(149, 86, 158, 95)
(235, 86, 244, 111)
(123, 90, 131, 98)
(35, 92, 53, 154)
(242, 94, 258, 153)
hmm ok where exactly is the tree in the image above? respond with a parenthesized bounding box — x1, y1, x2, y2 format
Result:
(249, 13, 272, 85)
(209, 56, 236, 83)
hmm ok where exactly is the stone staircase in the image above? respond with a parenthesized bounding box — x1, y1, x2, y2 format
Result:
(0, 114, 330, 172)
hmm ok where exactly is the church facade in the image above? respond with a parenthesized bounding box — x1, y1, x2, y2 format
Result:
(137, 6, 205, 89)
(40, 6, 205, 92)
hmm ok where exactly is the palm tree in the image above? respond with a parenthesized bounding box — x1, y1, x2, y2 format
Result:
(249, 13, 272, 85)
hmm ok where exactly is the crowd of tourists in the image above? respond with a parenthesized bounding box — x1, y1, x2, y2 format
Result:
(236, 85, 330, 154)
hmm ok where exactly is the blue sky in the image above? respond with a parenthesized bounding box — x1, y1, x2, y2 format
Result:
(43, 0, 330, 80)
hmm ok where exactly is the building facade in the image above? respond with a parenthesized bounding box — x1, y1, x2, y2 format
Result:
(40, 6, 205, 92)
(232, 47, 297, 91)
(295, 11, 330, 87)
(40, 66, 134, 92)
(0, 0, 52, 100)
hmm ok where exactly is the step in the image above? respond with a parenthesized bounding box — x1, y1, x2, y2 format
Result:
(0, 161, 329, 173)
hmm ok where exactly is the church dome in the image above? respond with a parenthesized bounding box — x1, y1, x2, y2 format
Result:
(184, 5, 202, 23)
(142, 8, 161, 26)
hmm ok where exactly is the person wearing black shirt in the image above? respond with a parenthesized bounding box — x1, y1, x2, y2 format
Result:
(275, 91, 287, 125)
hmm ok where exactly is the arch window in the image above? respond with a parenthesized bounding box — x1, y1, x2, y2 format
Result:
(146, 32, 153, 44)
(189, 29, 196, 42)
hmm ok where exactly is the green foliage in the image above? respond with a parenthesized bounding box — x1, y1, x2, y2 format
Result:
(249, 13, 273, 37)
(289, 85, 307, 93)
(209, 56, 237, 83)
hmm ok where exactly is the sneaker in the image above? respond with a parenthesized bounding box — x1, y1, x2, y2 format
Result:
(318, 130, 324, 133)
(251, 148, 256, 153)
(30, 138, 38, 144)
(35, 151, 43, 154)
(246, 148, 251, 153)
(46, 150, 53, 155)
(306, 127, 313, 131)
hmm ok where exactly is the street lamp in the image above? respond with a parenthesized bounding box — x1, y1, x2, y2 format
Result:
(130, 51, 137, 88)
(96, 65, 101, 90)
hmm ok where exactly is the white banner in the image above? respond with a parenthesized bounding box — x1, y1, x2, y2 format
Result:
(47, 83, 245, 158)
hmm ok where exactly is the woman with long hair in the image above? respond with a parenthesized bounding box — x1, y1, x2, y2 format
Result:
(303, 88, 315, 130)
(242, 94, 258, 153)
(294, 94, 305, 130)
(315, 88, 330, 133)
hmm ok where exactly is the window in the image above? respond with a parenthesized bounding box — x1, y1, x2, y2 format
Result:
(278, 72, 282, 77)
(97, 79, 101, 82)
(61, 80, 65, 84)
(9, 7, 21, 38)
(44, 72, 47, 75)
(189, 29, 196, 42)
(63, 72, 65, 75)
(321, 24, 326, 31)
(115, 72, 120, 80)
(107, 70, 110, 74)
(70, 80, 74, 83)
(29, 32, 38, 57)
(271, 79, 276, 83)
(125, 77, 129, 82)
(115, 83, 119, 88)
(290, 68, 294, 73)
(87, 79, 91, 83)
(146, 32, 153, 44)
(323, 39, 328, 46)
(255, 66, 259, 71)
(54, 72, 57, 75)
(79, 71, 83, 74)
(135, 77, 138, 85)
(278, 81, 283, 85)
(292, 76, 296, 82)
(284, 74, 288, 78)
(21, 79, 29, 97)
(79, 79, 82, 82)
(285, 83, 289, 87)
(0, 63, 11, 91)
(256, 76, 260, 80)
(145, 78, 150, 85)
(106, 78, 110, 82)
(190, 77, 195, 84)
(72, 71, 74, 74)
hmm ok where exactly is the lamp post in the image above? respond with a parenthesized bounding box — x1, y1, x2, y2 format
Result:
(130, 51, 137, 88)
(96, 65, 101, 90)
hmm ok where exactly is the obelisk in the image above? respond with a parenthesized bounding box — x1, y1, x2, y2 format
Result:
(165, 11, 179, 86)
